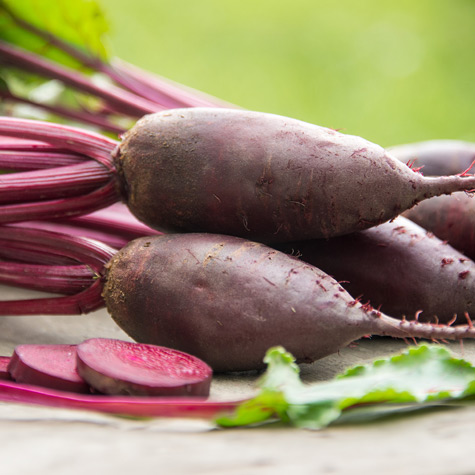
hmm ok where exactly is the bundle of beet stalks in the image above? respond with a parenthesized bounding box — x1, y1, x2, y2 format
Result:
(1, 14, 475, 378)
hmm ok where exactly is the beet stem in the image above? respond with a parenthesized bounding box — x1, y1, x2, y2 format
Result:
(0, 261, 94, 294)
(0, 180, 120, 224)
(63, 204, 159, 239)
(0, 379, 239, 419)
(11, 219, 145, 251)
(419, 175, 475, 199)
(0, 279, 105, 315)
(0, 119, 121, 223)
(109, 58, 234, 109)
(0, 161, 112, 204)
(0, 149, 85, 171)
(0, 242, 76, 265)
(0, 226, 116, 270)
(372, 313, 475, 341)
(0, 225, 116, 315)
(0, 41, 158, 118)
(0, 116, 117, 168)
(0, 89, 126, 135)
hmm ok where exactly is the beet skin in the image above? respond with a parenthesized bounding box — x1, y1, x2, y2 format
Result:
(278, 216, 475, 323)
(403, 194, 475, 261)
(103, 233, 475, 372)
(113, 108, 475, 243)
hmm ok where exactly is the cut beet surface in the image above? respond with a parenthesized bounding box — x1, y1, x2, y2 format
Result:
(76, 338, 213, 397)
(7, 344, 90, 393)
(0, 356, 12, 380)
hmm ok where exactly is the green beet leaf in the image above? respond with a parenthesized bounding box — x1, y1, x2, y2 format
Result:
(0, 0, 109, 68)
(0, 0, 113, 124)
(217, 345, 475, 430)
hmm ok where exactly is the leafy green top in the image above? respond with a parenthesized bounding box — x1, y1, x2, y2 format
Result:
(0, 0, 109, 67)
(217, 345, 475, 429)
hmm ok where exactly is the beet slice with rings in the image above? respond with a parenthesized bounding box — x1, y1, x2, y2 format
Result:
(76, 338, 213, 397)
(7, 344, 90, 393)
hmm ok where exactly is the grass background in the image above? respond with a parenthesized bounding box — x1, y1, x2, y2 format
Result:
(99, 0, 474, 147)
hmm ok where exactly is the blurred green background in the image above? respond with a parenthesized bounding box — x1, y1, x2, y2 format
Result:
(100, 0, 474, 147)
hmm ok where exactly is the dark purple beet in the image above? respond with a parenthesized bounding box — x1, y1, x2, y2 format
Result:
(113, 108, 475, 242)
(76, 338, 212, 397)
(7, 344, 90, 393)
(277, 216, 475, 324)
(102, 233, 475, 372)
(403, 193, 475, 261)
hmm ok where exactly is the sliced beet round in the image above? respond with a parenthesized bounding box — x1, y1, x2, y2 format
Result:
(0, 356, 12, 380)
(7, 344, 90, 393)
(76, 338, 213, 397)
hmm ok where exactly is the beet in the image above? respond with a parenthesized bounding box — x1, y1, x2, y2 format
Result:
(3, 226, 475, 373)
(113, 108, 475, 242)
(76, 338, 212, 397)
(7, 344, 90, 393)
(102, 233, 475, 372)
(277, 216, 475, 323)
(403, 193, 475, 261)
(4, 110, 475, 243)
